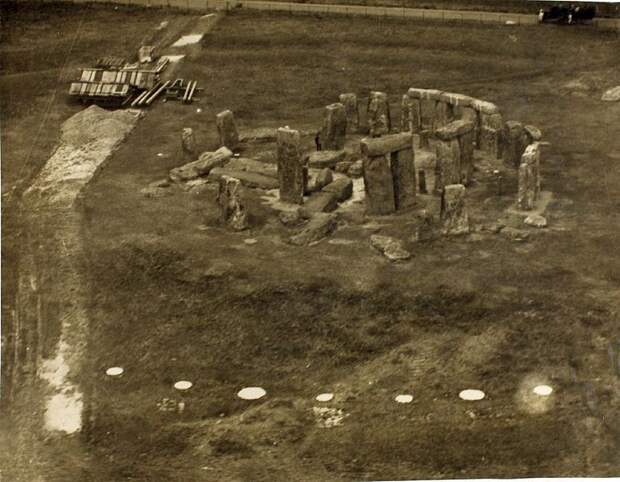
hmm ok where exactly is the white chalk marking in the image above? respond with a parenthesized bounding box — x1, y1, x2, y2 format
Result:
(237, 387, 266, 400)
(533, 384, 553, 396)
(395, 394, 413, 404)
(459, 389, 485, 401)
(171, 35, 203, 47)
(316, 393, 334, 402)
(106, 367, 124, 377)
(174, 380, 193, 391)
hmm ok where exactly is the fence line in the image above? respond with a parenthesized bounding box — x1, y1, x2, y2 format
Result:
(32, 0, 620, 31)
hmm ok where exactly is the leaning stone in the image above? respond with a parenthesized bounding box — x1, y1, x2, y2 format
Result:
(289, 213, 337, 246)
(524, 125, 542, 143)
(441, 184, 469, 235)
(299, 191, 339, 216)
(524, 214, 547, 228)
(169, 146, 233, 182)
(307, 150, 347, 169)
(217, 175, 248, 231)
(367, 91, 391, 137)
(323, 177, 353, 202)
(339, 93, 359, 132)
(209, 168, 279, 190)
(321, 102, 347, 150)
(601, 86, 620, 102)
(216, 110, 240, 151)
(181, 127, 196, 162)
(277, 127, 306, 204)
(370, 234, 411, 261)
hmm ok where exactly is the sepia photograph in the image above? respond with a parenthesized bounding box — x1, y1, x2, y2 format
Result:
(1, 0, 619, 479)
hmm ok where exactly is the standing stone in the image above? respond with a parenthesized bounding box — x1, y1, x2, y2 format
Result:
(503, 121, 528, 168)
(435, 120, 474, 189)
(517, 161, 536, 210)
(277, 127, 306, 204)
(517, 143, 541, 210)
(361, 133, 415, 214)
(339, 93, 359, 133)
(367, 91, 391, 137)
(400, 93, 420, 133)
(441, 184, 469, 235)
(321, 103, 347, 150)
(434, 101, 450, 129)
(456, 123, 475, 185)
(181, 127, 196, 162)
(217, 175, 248, 231)
(408, 88, 441, 131)
(479, 112, 503, 158)
(216, 110, 240, 151)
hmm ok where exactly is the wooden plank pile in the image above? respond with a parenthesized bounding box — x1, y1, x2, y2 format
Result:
(95, 56, 126, 68)
(164, 79, 201, 104)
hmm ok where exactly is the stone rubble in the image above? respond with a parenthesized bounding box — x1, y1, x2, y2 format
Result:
(217, 175, 249, 231)
(370, 234, 411, 261)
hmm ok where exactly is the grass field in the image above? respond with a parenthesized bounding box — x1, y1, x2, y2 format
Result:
(3, 3, 620, 481)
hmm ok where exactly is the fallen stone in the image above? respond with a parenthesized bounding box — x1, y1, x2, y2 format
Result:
(501, 226, 530, 242)
(323, 177, 353, 202)
(149, 178, 170, 188)
(524, 214, 547, 228)
(601, 86, 620, 102)
(169, 147, 233, 182)
(225, 157, 277, 178)
(217, 175, 248, 231)
(289, 213, 337, 246)
(370, 234, 411, 261)
(209, 167, 279, 190)
(279, 209, 303, 226)
(306, 168, 333, 193)
(347, 160, 363, 178)
(307, 150, 347, 169)
(299, 191, 338, 216)
(216, 110, 240, 151)
(335, 161, 353, 174)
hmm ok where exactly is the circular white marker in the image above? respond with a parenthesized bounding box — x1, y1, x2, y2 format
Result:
(237, 387, 266, 400)
(316, 393, 334, 402)
(106, 366, 124, 377)
(459, 389, 485, 401)
(174, 380, 193, 391)
(196, 108, 202, 113)
(533, 384, 553, 396)
(395, 394, 413, 404)
(157, 153, 164, 157)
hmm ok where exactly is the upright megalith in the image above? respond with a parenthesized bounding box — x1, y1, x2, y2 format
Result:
(472, 100, 502, 157)
(503, 121, 528, 168)
(401, 93, 420, 133)
(321, 103, 347, 150)
(277, 127, 306, 204)
(181, 127, 196, 162)
(441, 184, 469, 235)
(517, 143, 541, 210)
(217, 175, 249, 231)
(216, 110, 240, 151)
(361, 132, 415, 214)
(435, 120, 474, 189)
(339, 93, 359, 132)
(408, 88, 441, 131)
(367, 91, 391, 137)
